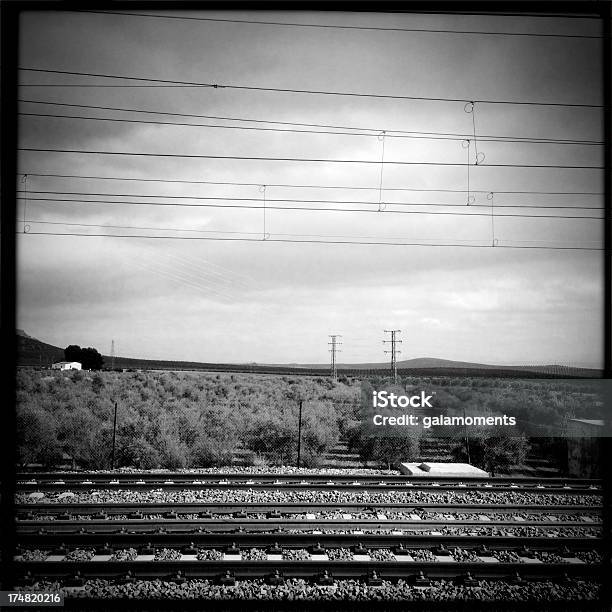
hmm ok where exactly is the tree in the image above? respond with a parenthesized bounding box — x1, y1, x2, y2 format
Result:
(63, 345, 104, 370)
(64, 345, 82, 362)
(80, 347, 104, 370)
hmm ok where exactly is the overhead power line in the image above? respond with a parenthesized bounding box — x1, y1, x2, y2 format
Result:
(24, 219, 266, 236)
(16, 195, 602, 219)
(15, 111, 486, 142)
(18, 106, 603, 146)
(19, 68, 603, 109)
(29, 219, 600, 246)
(19, 231, 603, 251)
(17, 172, 604, 196)
(19, 99, 604, 145)
(74, 10, 603, 39)
(16, 190, 603, 211)
(18, 148, 604, 170)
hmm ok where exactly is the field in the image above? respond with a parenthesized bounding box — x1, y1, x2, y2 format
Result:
(16, 369, 603, 473)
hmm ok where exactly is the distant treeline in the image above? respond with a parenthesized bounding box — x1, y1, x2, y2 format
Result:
(100, 357, 600, 379)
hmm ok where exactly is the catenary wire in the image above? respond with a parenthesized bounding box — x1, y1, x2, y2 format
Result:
(18, 99, 604, 145)
(16, 190, 603, 210)
(18, 109, 604, 147)
(24, 219, 605, 246)
(19, 231, 603, 250)
(73, 10, 603, 39)
(25, 219, 265, 236)
(17, 172, 604, 196)
(13, 111, 487, 142)
(17, 148, 605, 169)
(17, 196, 603, 219)
(19, 68, 603, 108)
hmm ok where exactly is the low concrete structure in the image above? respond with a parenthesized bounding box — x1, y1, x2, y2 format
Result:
(567, 419, 604, 434)
(399, 462, 489, 478)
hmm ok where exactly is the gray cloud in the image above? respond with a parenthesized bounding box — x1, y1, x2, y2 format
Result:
(16, 10, 604, 368)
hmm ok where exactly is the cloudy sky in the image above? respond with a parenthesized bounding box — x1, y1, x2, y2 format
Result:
(16, 9, 604, 367)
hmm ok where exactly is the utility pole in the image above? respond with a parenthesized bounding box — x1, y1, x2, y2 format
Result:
(111, 401, 118, 470)
(111, 339, 115, 370)
(296, 400, 303, 469)
(328, 335, 342, 380)
(383, 330, 402, 383)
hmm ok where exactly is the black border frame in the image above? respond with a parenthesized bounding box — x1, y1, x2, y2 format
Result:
(1, 2, 610, 609)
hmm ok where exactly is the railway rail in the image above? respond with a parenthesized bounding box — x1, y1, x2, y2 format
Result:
(15, 537, 603, 561)
(15, 501, 603, 551)
(16, 502, 602, 516)
(14, 558, 601, 582)
(16, 480, 603, 495)
(15, 530, 603, 589)
(18, 529, 600, 545)
(16, 518, 601, 537)
(16, 472, 603, 490)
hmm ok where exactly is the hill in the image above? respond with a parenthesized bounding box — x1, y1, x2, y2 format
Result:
(269, 356, 601, 377)
(15, 330, 601, 378)
(284, 357, 501, 370)
(17, 329, 66, 367)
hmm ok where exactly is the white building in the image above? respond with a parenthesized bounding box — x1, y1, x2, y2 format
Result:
(52, 361, 82, 371)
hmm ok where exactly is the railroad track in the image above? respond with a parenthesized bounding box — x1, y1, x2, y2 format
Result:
(15, 528, 602, 549)
(16, 491, 601, 513)
(16, 472, 603, 492)
(12, 473, 606, 602)
(15, 529, 603, 585)
(14, 558, 601, 582)
(16, 503, 601, 523)
(16, 503, 601, 526)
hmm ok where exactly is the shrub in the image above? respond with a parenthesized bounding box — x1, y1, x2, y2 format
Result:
(190, 433, 234, 467)
(246, 414, 295, 465)
(117, 438, 161, 469)
(451, 425, 530, 475)
(16, 407, 62, 467)
(54, 406, 103, 469)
